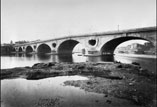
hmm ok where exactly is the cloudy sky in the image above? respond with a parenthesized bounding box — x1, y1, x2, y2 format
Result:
(1, 0, 156, 43)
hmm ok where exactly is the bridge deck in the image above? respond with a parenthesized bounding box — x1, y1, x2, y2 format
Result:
(14, 26, 156, 47)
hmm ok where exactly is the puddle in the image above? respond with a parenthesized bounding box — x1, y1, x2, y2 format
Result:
(1, 76, 141, 107)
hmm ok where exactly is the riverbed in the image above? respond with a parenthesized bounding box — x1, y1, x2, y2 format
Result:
(1, 62, 156, 107)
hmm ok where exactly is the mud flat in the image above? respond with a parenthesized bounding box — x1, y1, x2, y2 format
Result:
(1, 62, 156, 107)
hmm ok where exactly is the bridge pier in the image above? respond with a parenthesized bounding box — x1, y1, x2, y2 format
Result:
(83, 47, 101, 56)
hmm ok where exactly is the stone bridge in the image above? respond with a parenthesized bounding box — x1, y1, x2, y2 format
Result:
(13, 26, 156, 56)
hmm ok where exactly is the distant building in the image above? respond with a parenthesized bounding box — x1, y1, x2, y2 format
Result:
(15, 40, 29, 44)
(115, 42, 156, 55)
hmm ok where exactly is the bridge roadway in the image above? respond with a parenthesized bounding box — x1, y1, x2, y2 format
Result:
(13, 26, 156, 56)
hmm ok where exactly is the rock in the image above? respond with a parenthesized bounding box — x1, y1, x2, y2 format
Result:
(129, 83, 134, 86)
(47, 62, 56, 67)
(32, 63, 44, 69)
(132, 62, 140, 66)
(87, 81, 92, 85)
(132, 96, 138, 103)
(114, 61, 121, 63)
(32, 62, 55, 69)
(95, 100, 99, 103)
(116, 64, 123, 68)
(25, 66, 31, 68)
(106, 100, 112, 104)
(26, 70, 47, 80)
(104, 94, 108, 97)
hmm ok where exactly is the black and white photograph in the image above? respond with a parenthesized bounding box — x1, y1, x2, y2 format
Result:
(1, 0, 156, 107)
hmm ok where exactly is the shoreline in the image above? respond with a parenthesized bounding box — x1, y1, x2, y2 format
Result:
(1, 62, 156, 107)
(115, 53, 156, 59)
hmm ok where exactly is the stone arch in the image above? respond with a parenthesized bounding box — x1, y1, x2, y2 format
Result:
(26, 46, 33, 53)
(18, 47, 23, 52)
(12, 48, 16, 52)
(37, 43, 51, 54)
(100, 36, 152, 55)
(58, 40, 79, 55)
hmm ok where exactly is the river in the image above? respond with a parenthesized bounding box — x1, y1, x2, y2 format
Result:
(1, 53, 156, 107)
(1, 75, 142, 107)
(1, 53, 156, 73)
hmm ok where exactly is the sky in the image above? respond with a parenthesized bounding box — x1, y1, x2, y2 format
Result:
(1, 0, 156, 43)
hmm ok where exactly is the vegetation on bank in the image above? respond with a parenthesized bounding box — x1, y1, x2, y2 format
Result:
(1, 62, 156, 107)
(1, 45, 15, 55)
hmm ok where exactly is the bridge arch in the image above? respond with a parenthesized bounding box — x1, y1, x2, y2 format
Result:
(18, 47, 23, 52)
(37, 43, 51, 54)
(26, 46, 33, 53)
(100, 36, 152, 55)
(12, 48, 16, 52)
(58, 40, 79, 55)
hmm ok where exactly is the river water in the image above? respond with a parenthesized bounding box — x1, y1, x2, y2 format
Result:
(1, 54, 156, 107)
(1, 76, 141, 107)
(1, 53, 156, 73)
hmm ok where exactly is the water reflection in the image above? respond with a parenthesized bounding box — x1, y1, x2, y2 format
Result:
(1, 53, 156, 73)
(25, 53, 33, 57)
(87, 56, 101, 62)
(1, 76, 144, 107)
(1, 76, 107, 107)
(17, 53, 23, 57)
(37, 54, 51, 61)
(101, 55, 114, 62)
(51, 55, 58, 63)
(58, 55, 73, 63)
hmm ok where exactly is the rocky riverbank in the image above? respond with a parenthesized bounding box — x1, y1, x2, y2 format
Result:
(1, 62, 156, 107)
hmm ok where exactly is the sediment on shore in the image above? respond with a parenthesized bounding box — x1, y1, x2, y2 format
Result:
(1, 62, 156, 107)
